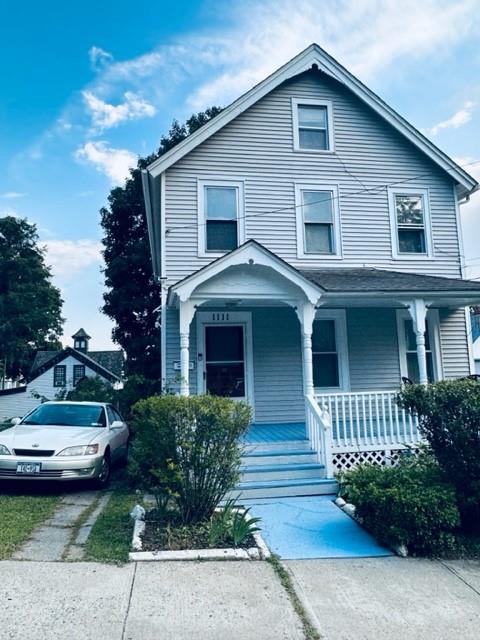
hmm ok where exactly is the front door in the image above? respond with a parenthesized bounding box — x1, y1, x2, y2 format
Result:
(197, 311, 253, 408)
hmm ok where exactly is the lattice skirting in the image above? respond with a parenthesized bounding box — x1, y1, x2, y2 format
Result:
(332, 448, 419, 471)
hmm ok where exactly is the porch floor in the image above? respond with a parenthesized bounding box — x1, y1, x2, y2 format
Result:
(244, 422, 307, 444)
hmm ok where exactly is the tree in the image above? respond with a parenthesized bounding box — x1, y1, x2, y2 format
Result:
(101, 107, 222, 380)
(0, 216, 63, 378)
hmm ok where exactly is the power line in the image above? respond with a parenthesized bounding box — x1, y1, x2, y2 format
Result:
(165, 158, 480, 234)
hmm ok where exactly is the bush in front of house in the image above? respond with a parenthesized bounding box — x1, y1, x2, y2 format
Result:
(398, 380, 480, 533)
(64, 376, 117, 403)
(339, 451, 460, 555)
(128, 394, 252, 524)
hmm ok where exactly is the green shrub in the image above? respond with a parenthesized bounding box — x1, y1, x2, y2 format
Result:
(128, 394, 251, 524)
(65, 376, 117, 403)
(398, 380, 480, 532)
(339, 452, 460, 555)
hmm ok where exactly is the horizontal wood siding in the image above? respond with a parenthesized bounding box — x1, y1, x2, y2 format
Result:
(163, 70, 461, 284)
(0, 390, 40, 421)
(251, 307, 304, 423)
(347, 308, 401, 391)
(439, 308, 470, 379)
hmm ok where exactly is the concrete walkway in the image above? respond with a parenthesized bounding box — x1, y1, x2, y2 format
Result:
(287, 557, 480, 640)
(249, 496, 392, 559)
(0, 561, 303, 640)
(13, 491, 110, 561)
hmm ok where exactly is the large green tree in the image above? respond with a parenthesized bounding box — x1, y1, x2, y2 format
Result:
(101, 107, 222, 380)
(0, 216, 63, 379)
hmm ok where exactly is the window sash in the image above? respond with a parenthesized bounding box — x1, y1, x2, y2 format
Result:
(393, 193, 429, 255)
(301, 190, 335, 254)
(73, 365, 85, 386)
(53, 366, 66, 387)
(312, 319, 340, 388)
(404, 319, 435, 383)
(297, 105, 329, 150)
(203, 185, 239, 252)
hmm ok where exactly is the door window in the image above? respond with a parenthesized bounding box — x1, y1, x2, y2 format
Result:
(205, 325, 245, 398)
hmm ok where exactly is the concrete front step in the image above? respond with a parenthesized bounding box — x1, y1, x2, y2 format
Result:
(230, 477, 338, 500)
(241, 462, 325, 483)
(242, 449, 317, 466)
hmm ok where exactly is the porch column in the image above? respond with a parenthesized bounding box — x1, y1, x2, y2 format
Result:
(178, 300, 195, 396)
(407, 299, 428, 385)
(296, 302, 316, 396)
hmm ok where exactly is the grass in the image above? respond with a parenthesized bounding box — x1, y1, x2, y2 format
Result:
(84, 489, 141, 564)
(268, 554, 322, 640)
(0, 493, 61, 559)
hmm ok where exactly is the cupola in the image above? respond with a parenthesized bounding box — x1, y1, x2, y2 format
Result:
(72, 328, 91, 353)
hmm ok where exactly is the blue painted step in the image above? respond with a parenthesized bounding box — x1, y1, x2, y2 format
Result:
(231, 477, 338, 499)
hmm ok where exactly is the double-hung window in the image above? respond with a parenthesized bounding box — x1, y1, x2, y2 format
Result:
(295, 184, 341, 257)
(396, 310, 441, 383)
(53, 365, 66, 387)
(198, 180, 244, 256)
(388, 187, 432, 258)
(292, 99, 334, 152)
(312, 311, 349, 391)
(73, 365, 85, 386)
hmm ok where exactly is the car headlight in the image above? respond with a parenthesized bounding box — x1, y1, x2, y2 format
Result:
(0, 444, 11, 455)
(56, 444, 99, 456)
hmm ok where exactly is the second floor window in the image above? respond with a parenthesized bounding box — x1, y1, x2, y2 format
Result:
(198, 180, 245, 257)
(73, 365, 85, 386)
(388, 187, 432, 259)
(53, 365, 66, 387)
(295, 184, 341, 258)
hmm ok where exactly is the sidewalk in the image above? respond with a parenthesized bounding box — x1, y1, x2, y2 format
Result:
(0, 560, 303, 640)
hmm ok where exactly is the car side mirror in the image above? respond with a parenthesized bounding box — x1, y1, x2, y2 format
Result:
(11, 417, 21, 425)
(110, 420, 123, 430)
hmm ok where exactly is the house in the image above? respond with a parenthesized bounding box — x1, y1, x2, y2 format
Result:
(142, 43, 480, 497)
(0, 329, 123, 421)
(471, 308, 480, 374)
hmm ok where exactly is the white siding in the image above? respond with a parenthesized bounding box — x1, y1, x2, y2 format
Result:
(0, 389, 40, 421)
(163, 70, 461, 284)
(28, 355, 102, 400)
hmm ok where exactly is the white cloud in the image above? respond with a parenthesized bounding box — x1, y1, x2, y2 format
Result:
(425, 101, 476, 137)
(44, 239, 103, 279)
(0, 192, 26, 199)
(0, 207, 21, 218)
(74, 141, 137, 184)
(89, 46, 114, 70)
(82, 90, 156, 131)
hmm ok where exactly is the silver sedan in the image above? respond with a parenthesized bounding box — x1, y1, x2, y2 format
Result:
(0, 401, 129, 485)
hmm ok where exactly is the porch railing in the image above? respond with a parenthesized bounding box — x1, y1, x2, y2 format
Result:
(315, 390, 421, 454)
(305, 394, 333, 477)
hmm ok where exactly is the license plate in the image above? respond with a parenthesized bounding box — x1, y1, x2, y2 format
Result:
(16, 462, 41, 475)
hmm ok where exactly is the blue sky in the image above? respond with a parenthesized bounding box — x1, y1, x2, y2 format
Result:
(1, 0, 480, 349)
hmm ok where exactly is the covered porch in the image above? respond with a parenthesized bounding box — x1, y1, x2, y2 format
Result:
(165, 241, 480, 483)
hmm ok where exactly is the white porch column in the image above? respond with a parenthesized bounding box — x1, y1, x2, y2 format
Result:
(178, 300, 195, 396)
(407, 299, 428, 385)
(296, 302, 317, 396)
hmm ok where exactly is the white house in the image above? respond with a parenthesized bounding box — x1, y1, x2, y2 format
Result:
(142, 44, 480, 498)
(0, 329, 123, 421)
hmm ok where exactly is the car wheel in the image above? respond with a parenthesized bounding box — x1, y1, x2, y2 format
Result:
(95, 453, 111, 488)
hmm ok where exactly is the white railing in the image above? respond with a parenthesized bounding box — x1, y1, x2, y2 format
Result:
(315, 390, 421, 453)
(305, 394, 333, 477)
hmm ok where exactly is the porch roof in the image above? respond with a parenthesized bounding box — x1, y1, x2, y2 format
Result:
(299, 267, 480, 295)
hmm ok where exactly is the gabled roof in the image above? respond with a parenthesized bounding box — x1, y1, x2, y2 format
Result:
(29, 347, 123, 383)
(146, 43, 477, 199)
(72, 328, 91, 339)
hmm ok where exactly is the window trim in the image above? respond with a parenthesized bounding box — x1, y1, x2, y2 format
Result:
(388, 186, 434, 260)
(295, 183, 342, 259)
(73, 364, 86, 386)
(396, 309, 443, 382)
(313, 309, 350, 392)
(197, 179, 245, 258)
(53, 365, 66, 388)
(291, 98, 334, 153)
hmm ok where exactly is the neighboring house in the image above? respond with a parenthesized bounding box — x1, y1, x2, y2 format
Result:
(0, 329, 123, 421)
(142, 44, 480, 497)
(471, 308, 480, 374)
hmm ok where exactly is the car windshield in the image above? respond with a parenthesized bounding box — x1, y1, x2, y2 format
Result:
(22, 404, 106, 427)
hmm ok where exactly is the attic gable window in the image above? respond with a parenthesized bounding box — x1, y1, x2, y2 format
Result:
(53, 365, 66, 387)
(292, 98, 334, 152)
(388, 187, 433, 259)
(198, 180, 245, 257)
